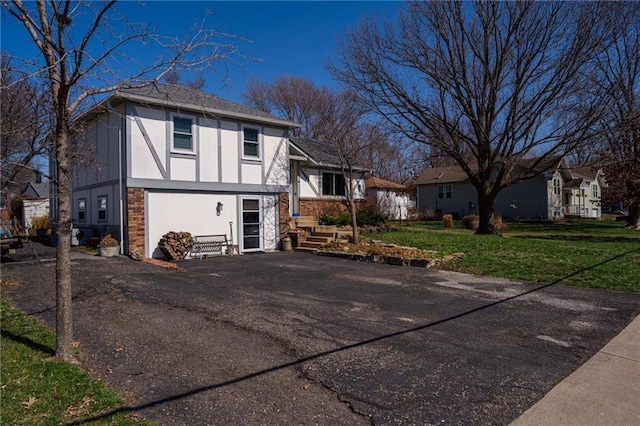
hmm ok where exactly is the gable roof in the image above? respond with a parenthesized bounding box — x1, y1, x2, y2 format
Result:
(365, 176, 406, 190)
(414, 165, 471, 185)
(106, 84, 299, 129)
(290, 137, 342, 167)
(21, 182, 49, 199)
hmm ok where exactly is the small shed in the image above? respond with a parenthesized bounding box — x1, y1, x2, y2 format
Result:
(365, 177, 414, 220)
(21, 182, 50, 230)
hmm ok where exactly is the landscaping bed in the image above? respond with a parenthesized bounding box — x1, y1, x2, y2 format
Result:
(318, 239, 464, 268)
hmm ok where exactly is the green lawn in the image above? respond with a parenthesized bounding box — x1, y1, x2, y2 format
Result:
(370, 220, 640, 291)
(0, 298, 156, 425)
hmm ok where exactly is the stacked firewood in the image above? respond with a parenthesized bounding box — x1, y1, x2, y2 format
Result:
(158, 231, 194, 260)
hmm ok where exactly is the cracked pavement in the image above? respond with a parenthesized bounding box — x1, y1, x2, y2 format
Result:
(2, 247, 639, 425)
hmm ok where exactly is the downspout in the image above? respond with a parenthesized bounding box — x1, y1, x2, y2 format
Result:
(108, 99, 125, 254)
(118, 125, 124, 253)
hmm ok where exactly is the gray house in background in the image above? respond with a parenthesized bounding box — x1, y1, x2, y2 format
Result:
(415, 158, 606, 220)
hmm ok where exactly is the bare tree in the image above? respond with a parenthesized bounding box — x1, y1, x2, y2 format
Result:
(2, 0, 240, 361)
(332, 1, 604, 233)
(590, 2, 640, 229)
(314, 91, 375, 244)
(1, 56, 52, 195)
(244, 75, 331, 138)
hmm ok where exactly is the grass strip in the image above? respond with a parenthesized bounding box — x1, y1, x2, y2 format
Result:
(371, 220, 640, 291)
(0, 298, 155, 425)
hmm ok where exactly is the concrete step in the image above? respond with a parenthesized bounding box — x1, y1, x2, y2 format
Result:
(295, 222, 318, 228)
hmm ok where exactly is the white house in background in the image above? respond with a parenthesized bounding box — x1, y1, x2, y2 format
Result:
(68, 85, 298, 258)
(365, 177, 414, 220)
(288, 137, 368, 218)
(414, 158, 606, 220)
(20, 180, 50, 230)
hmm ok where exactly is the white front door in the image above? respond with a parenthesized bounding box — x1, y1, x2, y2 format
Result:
(240, 197, 262, 252)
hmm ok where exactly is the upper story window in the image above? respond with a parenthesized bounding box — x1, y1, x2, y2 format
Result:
(78, 198, 86, 222)
(173, 117, 193, 151)
(243, 127, 260, 158)
(437, 184, 453, 199)
(592, 184, 598, 198)
(553, 179, 561, 195)
(97, 196, 107, 222)
(322, 172, 346, 196)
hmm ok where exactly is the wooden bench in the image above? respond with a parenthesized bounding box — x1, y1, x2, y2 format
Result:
(189, 234, 231, 259)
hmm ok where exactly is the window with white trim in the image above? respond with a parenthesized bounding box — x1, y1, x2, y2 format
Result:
(78, 198, 86, 222)
(173, 117, 193, 150)
(553, 179, 561, 195)
(322, 172, 346, 196)
(97, 196, 107, 222)
(243, 127, 260, 158)
(437, 184, 453, 199)
(592, 184, 598, 198)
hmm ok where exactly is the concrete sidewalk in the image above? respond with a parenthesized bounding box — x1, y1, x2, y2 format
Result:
(511, 315, 640, 426)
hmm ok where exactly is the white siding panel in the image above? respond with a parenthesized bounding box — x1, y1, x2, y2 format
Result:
(199, 118, 218, 182)
(242, 163, 262, 184)
(137, 108, 167, 169)
(130, 117, 164, 179)
(220, 120, 239, 183)
(146, 192, 238, 258)
(299, 168, 321, 197)
(263, 130, 288, 186)
(170, 157, 196, 181)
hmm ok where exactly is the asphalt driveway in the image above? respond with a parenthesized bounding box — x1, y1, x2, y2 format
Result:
(3, 247, 639, 425)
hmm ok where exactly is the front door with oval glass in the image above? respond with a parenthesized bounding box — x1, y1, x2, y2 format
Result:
(241, 198, 262, 252)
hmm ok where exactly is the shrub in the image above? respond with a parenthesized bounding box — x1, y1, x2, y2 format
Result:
(443, 214, 454, 228)
(462, 214, 479, 230)
(319, 212, 351, 226)
(99, 233, 119, 247)
(31, 214, 50, 230)
(357, 208, 387, 227)
(490, 214, 507, 232)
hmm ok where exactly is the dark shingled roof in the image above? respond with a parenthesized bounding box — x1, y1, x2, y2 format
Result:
(115, 85, 298, 128)
(289, 137, 342, 167)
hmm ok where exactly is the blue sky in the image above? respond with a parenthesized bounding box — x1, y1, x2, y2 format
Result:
(2, 1, 402, 104)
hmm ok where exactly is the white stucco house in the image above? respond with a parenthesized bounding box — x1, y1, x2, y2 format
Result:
(415, 158, 606, 220)
(288, 137, 368, 218)
(68, 85, 298, 258)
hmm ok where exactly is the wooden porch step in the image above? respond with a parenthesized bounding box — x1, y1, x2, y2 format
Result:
(311, 231, 335, 238)
(306, 236, 332, 243)
(300, 240, 325, 249)
(295, 246, 318, 254)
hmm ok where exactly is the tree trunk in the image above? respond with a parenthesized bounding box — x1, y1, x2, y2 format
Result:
(349, 196, 359, 244)
(54, 120, 75, 362)
(627, 203, 640, 230)
(476, 190, 497, 235)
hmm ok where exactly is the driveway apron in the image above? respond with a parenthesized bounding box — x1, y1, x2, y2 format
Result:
(3, 249, 639, 425)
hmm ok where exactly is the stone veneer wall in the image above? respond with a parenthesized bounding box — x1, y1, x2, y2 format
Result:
(298, 198, 366, 219)
(278, 192, 290, 237)
(126, 187, 145, 256)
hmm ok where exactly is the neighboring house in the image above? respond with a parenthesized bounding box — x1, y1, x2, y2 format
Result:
(20, 180, 50, 230)
(365, 177, 414, 220)
(289, 137, 367, 218)
(67, 85, 298, 258)
(415, 158, 606, 220)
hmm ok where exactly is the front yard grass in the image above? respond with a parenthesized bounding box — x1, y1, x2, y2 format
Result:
(0, 298, 156, 425)
(369, 220, 640, 291)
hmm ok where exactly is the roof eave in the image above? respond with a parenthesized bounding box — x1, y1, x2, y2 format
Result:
(114, 92, 300, 129)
